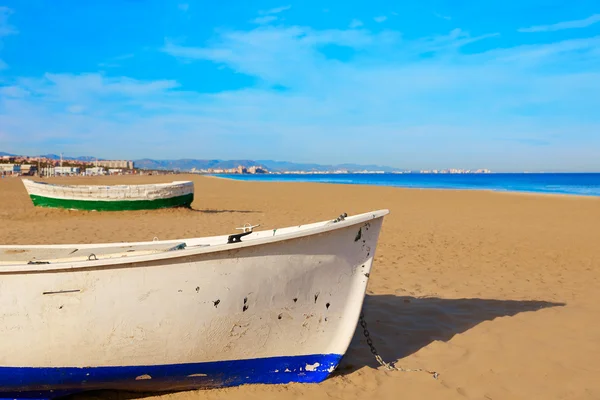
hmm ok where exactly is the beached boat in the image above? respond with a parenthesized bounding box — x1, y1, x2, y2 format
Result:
(0, 210, 388, 399)
(21, 179, 194, 211)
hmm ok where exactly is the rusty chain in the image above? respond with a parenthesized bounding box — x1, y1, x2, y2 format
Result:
(359, 312, 439, 379)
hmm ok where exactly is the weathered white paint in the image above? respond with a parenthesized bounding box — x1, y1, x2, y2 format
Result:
(0, 210, 388, 370)
(21, 179, 194, 201)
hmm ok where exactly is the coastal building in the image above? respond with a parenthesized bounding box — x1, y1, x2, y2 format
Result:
(0, 164, 20, 175)
(40, 167, 55, 177)
(95, 160, 134, 169)
(20, 164, 38, 176)
(85, 167, 106, 176)
(54, 166, 80, 176)
(248, 166, 267, 174)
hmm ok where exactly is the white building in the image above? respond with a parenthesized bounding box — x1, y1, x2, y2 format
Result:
(85, 167, 106, 176)
(96, 160, 134, 169)
(54, 166, 80, 176)
(0, 164, 21, 175)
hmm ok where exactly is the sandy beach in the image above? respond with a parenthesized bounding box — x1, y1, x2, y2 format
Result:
(1, 174, 599, 400)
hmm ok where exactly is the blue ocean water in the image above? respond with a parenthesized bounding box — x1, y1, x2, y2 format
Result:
(216, 173, 600, 197)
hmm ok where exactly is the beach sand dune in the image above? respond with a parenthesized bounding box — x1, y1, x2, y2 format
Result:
(1, 174, 599, 400)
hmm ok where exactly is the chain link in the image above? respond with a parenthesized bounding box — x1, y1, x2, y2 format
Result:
(359, 312, 439, 379)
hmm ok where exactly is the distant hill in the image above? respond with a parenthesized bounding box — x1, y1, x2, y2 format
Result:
(39, 154, 99, 161)
(133, 159, 269, 171)
(134, 158, 402, 172)
(1, 151, 402, 172)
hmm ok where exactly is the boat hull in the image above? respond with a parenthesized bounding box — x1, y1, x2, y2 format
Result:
(28, 192, 194, 211)
(21, 179, 194, 211)
(0, 212, 386, 398)
(0, 354, 341, 399)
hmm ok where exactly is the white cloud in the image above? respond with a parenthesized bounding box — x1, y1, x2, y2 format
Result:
(251, 5, 291, 25)
(66, 105, 86, 114)
(349, 19, 363, 29)
(114, 53, 134, 60)
(374, 16, 387, 23)
(0, 7, 17, 69)
(0, 7, 17, 36)
(98, 53, 135, 68)
(259, 5, 291, 15)
(0, 85, 29, 97)
(412, 28, 500, 54)
(434, 12, 452, 21)
(251, 15, 278, 25)
(519, 14, 600, 32)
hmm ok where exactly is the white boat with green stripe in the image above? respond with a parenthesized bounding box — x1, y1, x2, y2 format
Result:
(22, 179, 194, 211)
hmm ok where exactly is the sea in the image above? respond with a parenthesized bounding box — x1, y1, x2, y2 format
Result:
(215, 173, 600, 197)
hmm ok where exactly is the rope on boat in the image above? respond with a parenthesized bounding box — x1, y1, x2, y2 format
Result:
(359, 313, 439, 379)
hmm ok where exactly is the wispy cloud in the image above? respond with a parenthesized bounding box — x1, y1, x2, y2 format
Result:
(374, 16, 387, 23)
(251, 15, 278, 25)
(0, 7, 17, 36)
(518, 14, 600, 32)
(413, 28, 500, 54)
(178, 3, 189, 12)
(434, 12, 451, 21)
(259, 5, 291, 15)
(349, 19, 363, 29)
(98, 53, 135, 68)
(0, 7, 17, 70)
(0, 85, 29, 97)
(114, 53, 134, 60)
(148, 26, 599, 167)
(252, 5, 291, 25)
(66, 104, 86, 114)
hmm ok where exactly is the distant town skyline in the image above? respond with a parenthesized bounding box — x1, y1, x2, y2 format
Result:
(0, 2, 599, 172)
(1, 150, 493, 174)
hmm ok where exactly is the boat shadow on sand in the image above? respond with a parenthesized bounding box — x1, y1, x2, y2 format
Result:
(335, 294, 565, 375)
(67, 295, 564, 400)
(187, 208, 260, 214)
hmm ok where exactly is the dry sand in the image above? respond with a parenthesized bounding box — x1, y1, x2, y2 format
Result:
(1, 174, 599, 400)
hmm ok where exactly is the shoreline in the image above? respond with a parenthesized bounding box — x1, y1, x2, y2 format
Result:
(206, 174, 600, 199)
(4, 173, 599, 199)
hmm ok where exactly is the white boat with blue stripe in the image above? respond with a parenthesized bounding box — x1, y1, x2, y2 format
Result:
(0, 210, 388, 399)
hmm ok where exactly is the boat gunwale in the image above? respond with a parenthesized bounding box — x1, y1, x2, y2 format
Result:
(22, 178, 194, 191)
(0, 210, 389, 273)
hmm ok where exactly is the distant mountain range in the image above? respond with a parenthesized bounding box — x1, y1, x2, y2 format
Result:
(133, 159, 267, 171)
(1, 152, 99, 162)
(134, 158, 403, 172)
(1, 151, 402, 172)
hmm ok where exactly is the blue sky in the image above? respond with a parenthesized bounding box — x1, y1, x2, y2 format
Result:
(0, 1, 599, 171)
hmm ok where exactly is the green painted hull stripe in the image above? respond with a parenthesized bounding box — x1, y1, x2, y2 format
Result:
(29, 193, 194, 211)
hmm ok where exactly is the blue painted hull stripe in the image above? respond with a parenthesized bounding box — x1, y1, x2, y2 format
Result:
(0, 354, 342, 399)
